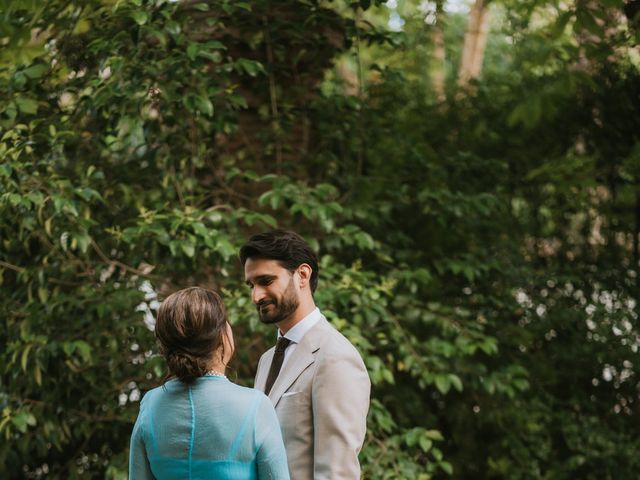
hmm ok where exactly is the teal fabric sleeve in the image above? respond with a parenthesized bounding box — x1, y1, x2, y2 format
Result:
(129, 395, 154, 480)
(255, 395, 290, 480)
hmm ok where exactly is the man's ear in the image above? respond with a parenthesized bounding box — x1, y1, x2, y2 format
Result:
(297, 263, 313, 289)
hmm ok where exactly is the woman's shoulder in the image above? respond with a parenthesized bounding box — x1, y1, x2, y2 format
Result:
(194, 379, 271, 421)
(208, 378, 268, 401)
(139, 382, 168, 404)
(139, 379, 188, 406)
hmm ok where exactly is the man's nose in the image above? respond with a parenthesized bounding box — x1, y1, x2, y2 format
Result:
(252, 286, 266, 304)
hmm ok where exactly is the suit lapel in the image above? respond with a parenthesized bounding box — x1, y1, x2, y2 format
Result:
(268, 344, 315, 406)
(255, 347, 275, 391)
(268, 317, 328, 406)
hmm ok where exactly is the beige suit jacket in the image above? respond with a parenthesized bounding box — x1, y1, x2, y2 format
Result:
(255, 316, 371, 480)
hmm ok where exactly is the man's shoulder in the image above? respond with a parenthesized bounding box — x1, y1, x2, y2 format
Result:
(312, 319, 370, 389)
(314, 317, 364, 360)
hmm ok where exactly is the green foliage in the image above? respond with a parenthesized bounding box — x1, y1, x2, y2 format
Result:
(2, 0, 640, 478)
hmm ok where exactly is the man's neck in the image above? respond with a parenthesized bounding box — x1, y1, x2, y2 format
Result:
(277, 302, 316, 335)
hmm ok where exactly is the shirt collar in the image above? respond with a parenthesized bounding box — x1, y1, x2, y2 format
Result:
(277, 307, 321, 344)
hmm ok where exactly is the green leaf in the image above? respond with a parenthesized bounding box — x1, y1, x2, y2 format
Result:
(425, 429, 444, 441)
(215, 237, 235, 260)
(131, 11, 149, 25)
(197, 50, 222, 62)
(62, 341, 76, 356)
(184, 94, 214, 116)
(382, 368, 395, 384)
(165, 21, 181, 35)
(74, 341, 92, 363)
(228, 94, 248, 109)
(259, 213, 277, 228)
(196, 95, 214, 116)
(34, 363, 42, 386)
(38, 287, 48, 303)
(5, 193, 22, 206)
(21, 345, 32, 371)
(258, 190, 281, 210)
(187, 43, 199, 61)
(75, 232, 91, 253)
(12, 412, 36, 433)
(449, 374, 463, 392)
(418, 436, 433, 452)
(181, 241, 196, 258)
(575, 9, 602, 36)
(0, 163, 12, 177)
(22, 64, 48, 79)
(435, 374, 451, 394)
(479, 338, 498, 355)
(432, 447, 443, 462)
(193, 2, 210, 11)
(192, 222, 209, 237)
(204, 41, 226, 50)
(440, 461, 453, 475)
(15, 96, 38, 114)
(236, 58, 265, 77)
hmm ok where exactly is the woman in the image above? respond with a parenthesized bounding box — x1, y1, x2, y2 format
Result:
(129, 287, 290, 480)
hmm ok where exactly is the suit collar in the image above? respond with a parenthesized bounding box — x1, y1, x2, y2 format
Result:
(277, 307, 321, 344)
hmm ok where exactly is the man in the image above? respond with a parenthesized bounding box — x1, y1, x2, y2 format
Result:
(240, 230, 371, 480)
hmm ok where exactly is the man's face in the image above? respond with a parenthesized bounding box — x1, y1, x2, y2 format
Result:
(244, 258, 300, 325)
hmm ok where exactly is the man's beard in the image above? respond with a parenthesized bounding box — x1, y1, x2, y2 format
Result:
(257, 278, 300, 325)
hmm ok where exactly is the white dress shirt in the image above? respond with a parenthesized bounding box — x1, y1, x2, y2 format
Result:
(277, 307, 321, 370)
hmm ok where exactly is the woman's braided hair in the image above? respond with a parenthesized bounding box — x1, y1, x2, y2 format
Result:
(155, 287, 228, 384)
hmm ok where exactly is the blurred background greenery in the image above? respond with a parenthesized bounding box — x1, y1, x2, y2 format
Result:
(1, 0, 639, 478)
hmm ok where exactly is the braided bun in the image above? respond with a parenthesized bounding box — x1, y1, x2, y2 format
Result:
(165, 350, 208, 385)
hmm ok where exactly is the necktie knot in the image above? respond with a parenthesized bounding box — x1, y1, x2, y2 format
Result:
(275, 336, 291, 353)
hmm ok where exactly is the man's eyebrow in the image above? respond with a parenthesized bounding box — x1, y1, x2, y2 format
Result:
(245, 274, 276, 286)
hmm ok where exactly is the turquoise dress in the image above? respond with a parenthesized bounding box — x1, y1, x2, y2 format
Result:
(129, 376, 290, 480)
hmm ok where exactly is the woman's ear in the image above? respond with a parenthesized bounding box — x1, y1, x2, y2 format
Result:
(222, 322, 234, 365)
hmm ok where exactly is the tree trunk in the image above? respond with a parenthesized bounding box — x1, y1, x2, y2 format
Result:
(431, 1, 446, 103)
(458, 0, 491, 88)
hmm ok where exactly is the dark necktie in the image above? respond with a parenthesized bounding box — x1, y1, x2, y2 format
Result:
(264, 337, 292, 395)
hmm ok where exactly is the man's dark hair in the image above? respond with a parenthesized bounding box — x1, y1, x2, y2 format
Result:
(239, 230, 319, 293)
